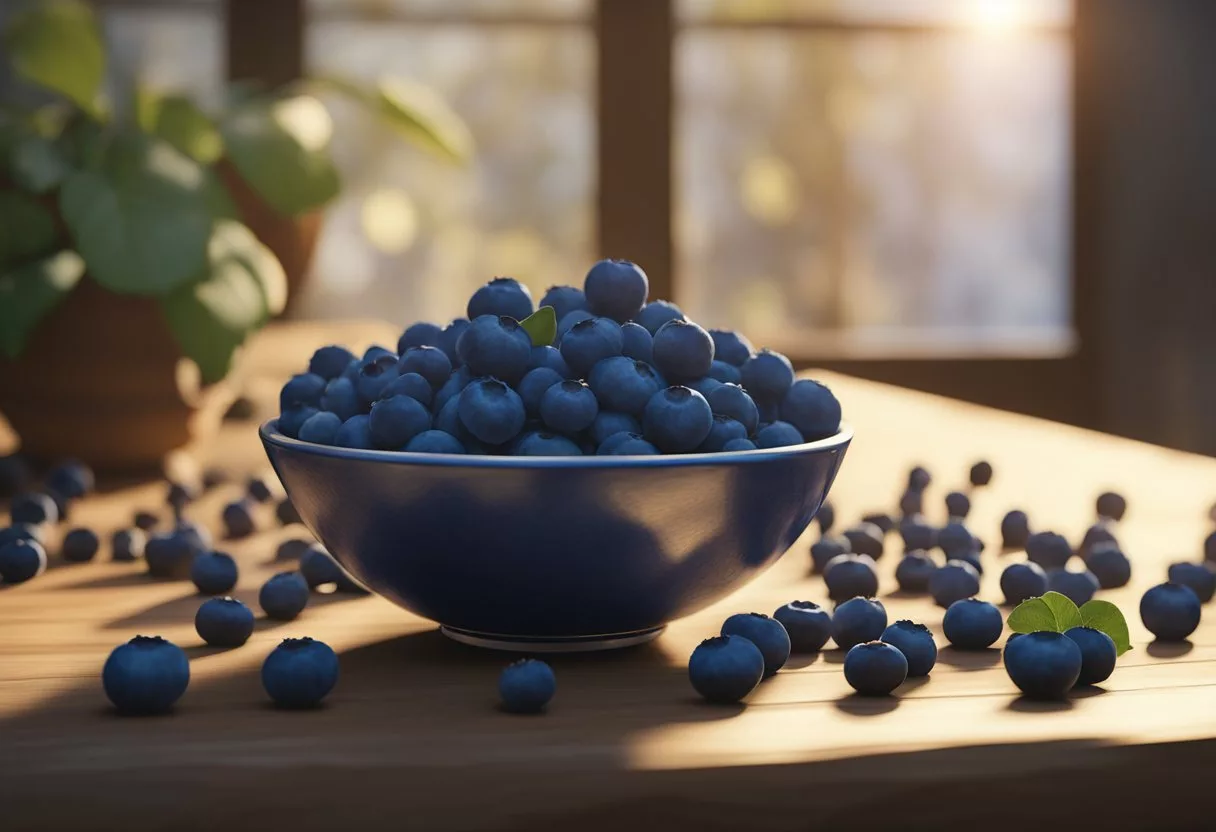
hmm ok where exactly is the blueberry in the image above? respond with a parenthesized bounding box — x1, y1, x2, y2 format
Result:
(899, 490, 924, 517)
(595, 430, 635, 454)
(697, 385, 756, 437)
(907, 466, 932, 492)
(1087, 544, 1132, 589)
(262, 637, 339, 709)
(721, 612, 791, 677)
(642, 386, 713, 453)
(0, 522, 42, 548)
(498, 658, 557, 713)
(943, 599, 1003, 649)
(433, 366, 473, 414)
(514, 431, 583, 456)
(47, 460, 94, 500)
(842, 523, 885, 559)
(779, 379, 841, 441)
(824, 553, 880, 602)
(296, 411, 341, 446)
(589, 411, 641, 446)
(810, 534, 848, 573)
(560, 316, 624, 376)
(772, 601, 832, 653)
(1000, 510, 1031, 549)
(685, 376, 722, 398)
(708, 360, 742, 385)
(586, 357, 663, 417)
(1206, 531, 1216, 564)
(276, 538, 312, 561)
(688, 635, 764, 704)
(1141, 582, 1202, 641)
(1004, 631, 1082, 700)
(1078, 522, 1118, 559)
(259, 572, 310, 621)
(458, 378, 526, 445)
(1096, 491, 1127, 522)
(708, 329, 753, 367)
(539, 379, 599, 434)
(334, 414, 373, 449)
(756, 401, 779, 424)
(740, 349, 795, 404)
(397, 322, 442, 353)
(895, 551, 938, 593)
(61, 527, 100, 562)
(280, 372, 327, 411)
(435, 394, 470, 440)
(204, 469, 230, 490)
(831, 597, 888, 650)
(457, 315, 533, 383)
(999, 561, 1048, 605)
(10, 492, 57, 526)
(584, 259, 648, 323)
(0, 539, 47, 583)
(899, 516, 937, 552)
(369, 394, 432, 449)
(633, 299, 685, 335)
(437, 318, 471, 367)
(600, 433, 660, 455)
(111, 528, 146, 562)
(526, 346, 572, 379)
(1063, 626, 1117, 686)
(956, 552, 984, 576)
(190, 551, 238, 595)
(1047, 568, 1099, 606)
(0, 453, 31, 498)
(539, 285, 587, 321)
(844, 641, 908, 696)
(619, 322, 654, 364)
(405, 430, 466, 454)
(195, 596, 255, 648)
(816, 500, 836, 533)
(699, 416, 749, 452)
(468, 276, 534, 321)
(945, 491, 971, 520)
(363, 344, 396, 363)
(133, 511, 159, 531)
(146, 527, 206, 580)
(557, 309, 596, 341)
(217, 499, 253, 540)
(722, 438, 757, 451)
(937, 522, 976, 559)
(969, 460, 993, 487)
(755, 421, 804, 449)
(881, 621, 937, 676)
(397, 345, 452, 391)
(102, 635, 190, 715)
(175, 519, 212, 553)
(858, 513, 892, 536)
(309, 345, 356, 380)
(355, 353, 400, 405)
(278, 405, 318, 439)
(1167, 562, 1216, 603)
(652, 319, 714, 382)
(276, 497, 301, 526)
(300, 544, 351, 589)
(929, 560, 981, 608)
(378, 372, 434, 408)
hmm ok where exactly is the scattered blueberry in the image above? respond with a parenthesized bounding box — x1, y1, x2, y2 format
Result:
(1000, 510, 1031, 550)
(861, 513, 895, 535)
(1003, 631, 1082, 700)
(0, 452, 31, 498)
(831, 597, 888, 651)
(259, 572, 310, 621)
(773, 601, 832, 653)
(0, 539, 47, 583)
(1207, 531, 1216, 564)
(740, 349, 794, 404)
(1167, 562, 1216, 603)
(1000, 561, 1049, 605)
(721, 612, 791, 677)
(61, 527, 100, 563)
(1140, 582, 1202, 641)
(262, 637, 340, 709)
(816, 501, 836, 534)
(1025, 531, 1072, 570)
(844, 641, 908, 696)
(276, 538, 312, 561)
(133, 510, 160, 531)
(929, 559, 981, 608)
(584, 259, 648, 323)
(842, 523, 885, 559)
(217, 500, 255, 541)
(907, 465, 932, 492)
(47, 460, 94, 501)
(1063, 626, 1117, 686)
(468, 276, 534, 322)
(688, 635, 764, 704)
(1096, 491, 1127, 522)
(779, 380, 841, 441)
(457, 315, 533, 383)
(898, 490, 924, 517)
(10, 492, 57, 526)
(881, 620, 937, 676)
(276, 497, 301, 526)
(1078, 522, 1118, 559)
(895, 551, 938, 593)
(824, 553, 880, 602)
(642, 386, 713, 453)
(560, 316, 624, 376)
(1086, 544, 1131, 589)
(111, 528, 146, 562)
(1047, 568, 1100, 606)
(587, 357, 663, 417)
(969, 461, 993, 487)
(539, 285, 587, 321)
(945, 491, 971, 520)
(633, 299, 685, 335)
(102, 635, 190, 715)
(195, 596, 255, 647)
(810, 535, 848, 573)
(899, 516, 937, 552)
(937, 522, 974, 559)
(397, 322, 442, 353)
(146, 527, 206, 580)
(498, 658, 557, 713)
(299, 544, 357, 590)
(619, 322, 654, 363)
(943, 599, 1003, 649)
(190, 551, 238, 595)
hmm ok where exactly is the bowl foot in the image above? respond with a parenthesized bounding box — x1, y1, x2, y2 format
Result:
(439, 625, 665, 653)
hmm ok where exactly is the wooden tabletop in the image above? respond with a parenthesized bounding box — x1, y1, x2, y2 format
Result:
(3, 322, 1215, 831)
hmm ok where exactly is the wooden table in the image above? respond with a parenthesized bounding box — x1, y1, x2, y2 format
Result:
(3, 323, 1215, 831)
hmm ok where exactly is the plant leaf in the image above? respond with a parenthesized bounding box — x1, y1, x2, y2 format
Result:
(1041, 591, 1083, 631)
(220, 95, 340, 216)
(0, 191, 58, 267)
(9, 132, 72, 192)
(519, 305, 556, 347)
(59, 132, 215, 294)
(4, 0, 105, 116)
(152, 95, 223, 164)
(0, 250, 85, 358)
(1007, 590, 1083, 635)
(1079, 599, 1133, 656)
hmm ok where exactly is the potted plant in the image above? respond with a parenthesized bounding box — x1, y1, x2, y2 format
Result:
(0, 0, 470, 471)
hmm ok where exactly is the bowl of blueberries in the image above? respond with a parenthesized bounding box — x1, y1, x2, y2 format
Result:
(263, 260, 850, 650)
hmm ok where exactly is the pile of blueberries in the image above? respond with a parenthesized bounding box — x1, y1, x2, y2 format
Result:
(277, 260, 842, 456)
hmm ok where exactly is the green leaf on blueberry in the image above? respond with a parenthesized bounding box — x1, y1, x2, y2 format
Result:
(1008, 590, 1082, 634)
(1079, 599, 1133, 655)
(520, 305, 556, 347)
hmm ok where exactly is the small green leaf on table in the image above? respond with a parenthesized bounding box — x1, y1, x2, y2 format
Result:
(520, 305, 556, 347)
(1007, 590, 1083, 635)
(0, 250, 85, 358)
(4, 0, 105, 116)
(1079, 599, 1133, 655)
(0, 191, 58, 267)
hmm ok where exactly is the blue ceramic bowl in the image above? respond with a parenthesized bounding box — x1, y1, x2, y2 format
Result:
(261, 421, 851, 651)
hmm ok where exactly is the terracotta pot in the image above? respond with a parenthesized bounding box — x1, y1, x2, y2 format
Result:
(0, 279, 235, 474)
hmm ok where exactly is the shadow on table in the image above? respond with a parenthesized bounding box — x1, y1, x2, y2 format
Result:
(833, 692, 900, 716)
(1005, 695, 1074, 713)
(1147, 639, 1193, 658)
(60, 570, 159, 590)
(936, 646, 1002, 670)
(102, 585, 358, 631)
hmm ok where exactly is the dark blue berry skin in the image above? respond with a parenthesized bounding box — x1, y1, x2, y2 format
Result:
(601, 435, 660, 455)
(686, 376, 722, 398)
(297, 411, 343, 445)
(133, 511, 159, 532)
(457, 315, 533, 383)
(320, 376, 360, 421)
(899, 490, 924, 517)
(437, 318, 471, 367)
(862, 513, 895, 535)
(1047, 568, 1100, 606)
(943, 599, 1003, 649)
(190, 551, 238, 595)
(364, 345, 396, 363)
(405, 430, 466, 454)
(560, 316, 624, 376)
(176, 520, 212, 553)
(1000, 561, 1048, 605)
(1087, 545, 1131, 588)
(397, 321, 442, 353)
(1141, 582, 1202, 641)
(539, 285, 587, 321)
(1001, 510, 1031, 549)
(709, 329, 753, 367)
(721, 612, 791, 677)
(280, 372, 327, 411)
(899, 516, 937, 552)
(843, 523, 885, 559)
(540, 380, 599, 434)
(1167, 562, 1216, 603)
(881, 621, 937, 676)
(526, 345, 572, 378)
(825, 554, 880, 602)
(300, 545, 350, 589)
(652, 319, 715, 382)
(219, 499, 255, 540)
(907, 466, 932, 492)
(0, 539, 47, 583)
(61, 527, 99, 562)
(378, 372, 434, 409)
(47, 460, 94, 500)
(278, 405, 318, 439)
(1096, 491, 1127, 522)
(262, 637, 339, 709)
(756, 402, 779, 425)
(111, 528, 146, 562)
(274, 495, 298, 523)
(707, 360, 742, 386)
(810, 535, 848, 572)
(969, 460, 993, 487)
(514, 432, 583, 456)
(584, 259, 649, 323)
(831, 597, 888, 650)
(643, 386, 713, 453)
(589, 411, 641, 446)
(844, 641, 908, 696)
(1004, 631, 1082, 700)
(929, 560, 981, 608)
(698, 416, 749, 452)
(468, 276, 534, 321)
(1078, 523, 1118, 559)
(0, 522, 42, 547)
(945, 491, 971, 520)
(1205, 531, 1216, 564)
(334, 414, 373, 449)
(779, 380, 841, 441)
(517, 367, 564, 417)
(0, 453, 31, 499)
(309, 345, 356, 380)
(957, 552, 984, 576)
(688, 635, 764, 704)
(435, 395, 469, 441)
(398, 345, 452, 390)
(705, 383, 759, 434)
(459, 378, 526, 445)
(276, 538, 311, 561)
(195, 597, 255, 647)
(146, 528, 205, 580)
(619, 322, 654, 364)
(895, 551, 938, 593)
(1064, 626, 1117, 686)
(355, 354, 400, 405)
(433, 366, 473, 414)
(774, 601, 832, 653)
(937, 522, 975, 559)
(740, 349, 795, 404)
(102, 636, 190, 715)
(588, 356, 665, 416)
(259, 572, 310, 621)
(818, 505, 835, 536)
(633, 299, 685, 335)
(755, 421, 804, 449)
(10, 492, 57, 526)
(369, 395, 432, 450)
(1026, 531, 1073, 570)
(723, 438, 757, 451)
(498, 658, 557, 713)
(557, 309, 596, 341)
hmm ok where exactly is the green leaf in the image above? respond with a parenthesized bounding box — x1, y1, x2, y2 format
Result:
(1008, 590, 1083, 635)
(151, 95, 223, 164)
(9, 132, 72, 192)
(4, 0, 105, 115)
(1079, 599, 1133, 656)
(520, 305, 556, 347)
(59, 132, 215, 295)
(1041, 591, 1083, 631)
(0, 191, 57, 267)
(0, 250, 85, 358)
(220, 95, 340, 216)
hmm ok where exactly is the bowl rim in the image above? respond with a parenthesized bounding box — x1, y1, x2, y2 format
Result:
(260, 419, 853, 470)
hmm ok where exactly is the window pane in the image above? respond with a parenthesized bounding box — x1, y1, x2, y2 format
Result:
(677, 30, 1071, 356)
(310, 0, 590, 19)
(302, 23, 594, 325)
(100, 5, 224, 108)
(680, 0, 1073, 28)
